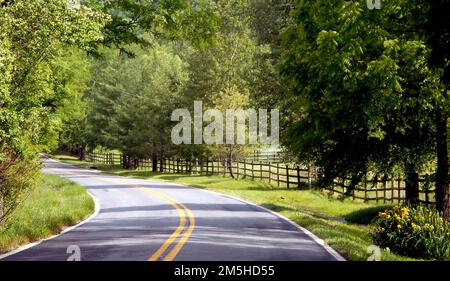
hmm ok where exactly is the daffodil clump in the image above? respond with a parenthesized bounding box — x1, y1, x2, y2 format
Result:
(372, 205, 450, 260)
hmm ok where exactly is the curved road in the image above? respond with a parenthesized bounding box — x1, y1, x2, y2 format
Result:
(1, 159, 344, 261)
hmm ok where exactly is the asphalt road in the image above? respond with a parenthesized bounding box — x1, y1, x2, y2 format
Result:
(1, 158, 344, 261)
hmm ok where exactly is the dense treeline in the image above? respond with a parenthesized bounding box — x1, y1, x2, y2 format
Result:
(1, 0, 449, 222)
(0, 0, 218, 222)
(0, 0, 107, 222)
(279, 0, 449, 217)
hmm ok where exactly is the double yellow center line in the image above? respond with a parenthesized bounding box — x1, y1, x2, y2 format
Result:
(47, 165, 195, 261)
(140, 187, 195, 261)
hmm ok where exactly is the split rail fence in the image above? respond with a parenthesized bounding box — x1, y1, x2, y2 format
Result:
(86, 151, 435, 205)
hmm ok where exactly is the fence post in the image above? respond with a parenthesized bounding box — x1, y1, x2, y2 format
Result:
(286, 165, 289, 189)
(352, 180, 356, 200)
(243, 160, 246, 177)
(223, 159, 226, 176)
(364, 178, 368, 202)
(331, 179, 335, 196)
(260, 162, 262, 179)
(391, 178, 395, 203)
(297, 166, 301, 189)
(383, 176, 387, 203)
(237, 161, 240, 180)
(206, 158, 209, 175)
(251, 161, 255, 179)
(277, 163, 280, 188)
(398, 179, 402, 203)
(268, 162, 272, 184)
(375, 176, 379, 203)
(308, 166, 312, 188)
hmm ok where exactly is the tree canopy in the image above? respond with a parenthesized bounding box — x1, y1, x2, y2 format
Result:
(1, 0, 449, 221)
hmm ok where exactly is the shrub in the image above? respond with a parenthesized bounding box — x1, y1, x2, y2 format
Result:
(0, 149, 40, 224)
(372, 205, 450, 260)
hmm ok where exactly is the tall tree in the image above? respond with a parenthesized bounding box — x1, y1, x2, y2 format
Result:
(0, 0, 107, 222)
(248, 0, 293, 109)
(55, 47, 92, 160)
(279, 0, 437, 200)
(181, 0, 260, 171)
(87, 44, 189, 167)
(427, 0, 450, 217)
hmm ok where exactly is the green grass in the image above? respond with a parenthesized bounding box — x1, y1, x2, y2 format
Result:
(53, 154, 417, 261)
(0, 173, 94, 253)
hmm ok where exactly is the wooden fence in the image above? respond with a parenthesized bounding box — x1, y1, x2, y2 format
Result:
(86, 151, 436, 205)
(246, 150, 284, 163)
(86, 151, 122, 165)
(327, 176, 435, 206)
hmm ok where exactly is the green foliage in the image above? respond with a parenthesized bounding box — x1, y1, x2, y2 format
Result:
(84, 0, 268, 161)
(0, 0, 108, 155)
(87, 44, 189, 158)
(372, 205, 450, 260)
(86, 0, 220, 52)
(0, 0, 107, 222)
(279, 0, 440, 185)
(0, 150, 40, 224)
(180, 0, 262, 159)
(0, 173, 94, 252)
(55, 47, 92, 154)
(248, 0, 293, 109)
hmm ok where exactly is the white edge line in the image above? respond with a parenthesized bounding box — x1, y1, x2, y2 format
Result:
(190, 187, 346, 261)
(43, 158, 345, 261)
(121, 172, 347, 261)
(0, 189, 100, 260)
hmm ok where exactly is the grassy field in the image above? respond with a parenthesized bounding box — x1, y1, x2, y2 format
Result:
(53, 154, 417, 261)
(0, 173, 94, 254)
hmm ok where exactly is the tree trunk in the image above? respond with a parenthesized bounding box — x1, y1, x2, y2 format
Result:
(122, 154, 130, 169)
(435, 108, 449, 218)
(152, 156, 158, 172)
(0, 176, 4, 223)
(227, 151, 235, 179)
(79, 145, 86, 161)
(405, 165, 420, 205)
(159, 158, 164, 172)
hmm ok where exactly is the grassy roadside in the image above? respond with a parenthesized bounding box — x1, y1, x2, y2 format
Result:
(53, 154, 416, 261)
(0, 173, 94, 254)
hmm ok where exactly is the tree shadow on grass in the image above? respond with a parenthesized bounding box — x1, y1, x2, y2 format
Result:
(344, 205, 390, 225)
(260, 203, 296, 212)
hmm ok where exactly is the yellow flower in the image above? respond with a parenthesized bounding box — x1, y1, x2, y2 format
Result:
(401, 207, 409, 218)
(411, 223, 420, 231)
(397, 224, 402, 230)
(424, 223, 434, 232)
(379, 212, 391, 219)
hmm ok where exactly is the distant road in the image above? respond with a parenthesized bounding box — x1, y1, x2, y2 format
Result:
(1, 159, 344, 261)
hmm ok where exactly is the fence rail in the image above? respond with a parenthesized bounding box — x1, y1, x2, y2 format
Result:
(246, 150, 284, 163)
(86, 151, 435, 205)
